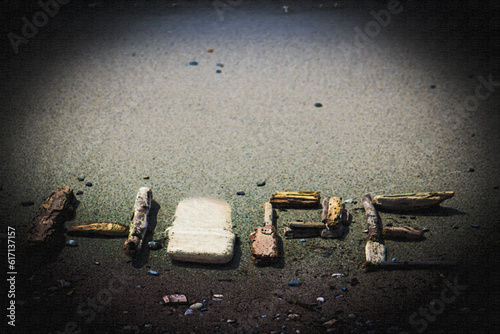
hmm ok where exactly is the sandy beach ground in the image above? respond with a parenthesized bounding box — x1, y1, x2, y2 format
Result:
(1, 0, 499, 333)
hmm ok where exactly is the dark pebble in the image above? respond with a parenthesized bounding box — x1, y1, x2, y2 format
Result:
(468, 167, 475, 172)
(494, 186, 499, 190)
(430, 85, 436, 89)
(216, 69, 221, 73)
(188, 61, 198, 66)
(452, 225, 458, 229)
(143, 175, 150, 180)
(257, 181, 266, 187)
(78, 177, 85, 182)
(288, 280, 301, 287)
(216, 63, 224, 67)
(86, 182, 93, 187)
(21, 201, 34, 206)
(76, 190, 84, 195)
(236, 191, 245, 196)
(314, 103, 323, 108)
(471, 224, 480, 228)
(131, 52, 136, 57)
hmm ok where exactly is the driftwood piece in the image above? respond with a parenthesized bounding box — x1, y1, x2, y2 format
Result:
(67, 222, 129, 237)
(383, 226, 424, 241)
(361, 194, 383, 241)
(124, 187, 152, 257)
(322, 197, 342, 228)
(372, 191, 454, 212)
(264, 201, 275, 225)
(249, 225, 278, 265)
(288, 221, 325, 229)
(24, 185, 76, 250)
(270, 191, 321, 209)
(284, 227, 321, 239)
(365, 240, 386, 265)
(365, 260, 457, 271)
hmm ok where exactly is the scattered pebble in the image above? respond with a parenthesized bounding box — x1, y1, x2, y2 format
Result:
(468, 167, 475, 172)
(288, 313, 299, 320)
(207, 49, 214, 53)
(147, 270, 159, 276)
(188, 61, 198, 66)
(323, 319, 337, 327)
(94, 261, 100, 265)
(342, 287, 348, 291)
(236, 191, 245, 196)
(471, 224, 480, 228)
(261, 314, 267, 318)
(422, 228, 430, 232)
(227, 319, 235, 323)
(184, 309, 194, 315)
(344, 198, 354, 204)
(85, 182, 92, 187)
(216, 69, 221, 73)
(452, 225, 459, 229)
(288, 280, 301, 287)
(335, 294, 344, 298)
(143, 175, 150, 179)
(190, 302, 203, 310)
(21, 201, 34, 206)
(391, 258, 397, 262)
(66, 240, 78, 247)
(257, 180, 266, 187)
(317, 297, 325, 303)
(363, 229, 369, 233)
(148, 241, 162, 250)
(144, 324, 152, 328)
(314, 102, 323, 108)
(76, 190, 84, 195)
(430, 85, 436, 89)
(216, 63, 224, 67)
(300, 239, 306, 242)
(332, 273, 345, 278)
(348, 313, 356, 319)
(78, 177, 85, 181)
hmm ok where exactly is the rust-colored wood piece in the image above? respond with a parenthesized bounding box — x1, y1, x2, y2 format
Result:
(24, 185, 76, 250)
(270, 191, 321, 209)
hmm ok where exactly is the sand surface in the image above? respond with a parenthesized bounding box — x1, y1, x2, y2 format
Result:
(1, 0, 499, 333)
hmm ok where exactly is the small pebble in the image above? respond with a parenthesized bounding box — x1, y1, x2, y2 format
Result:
(471, 224, 480, 228)
(348, 313, 356, 319)
(236, 191, 245, 196)
(21, 201, 34, 206)
(288, 313, 299, 320)
(452, 225, 459, 229)
(148, 241, 162, 250)
(300, 239, 306, 242)
(147, 270, 159, 276)
(216, 63, 224, 67)
(200, 308, 207, 312)
(216, 69, 221, 73)
(468, 167, 475, 172)
(257, 180, 266, 187)
(184, 309, 194, 315)
(422, 228, 430, 232)
(288, 280, 301, 287)
(391, 258, 397, 262)
(190, 302, 203, 310)
(336, 294, 344, 298)
(94, 261, 100, 265)
(144, 324, 152, 328)
(430, 85, 436, 89)
(66, 240, 78, 247)
(188, 61, 198, 66)
(261, 314, 267, 318)
(143, 175, 150, 179)
(314, 102, 323, 108)
(77, 177, 85, 181)
(76, 190, 84, 195)
(317, 297, 325, 303)
(207, 49, 214, 53)
(332, 273, 345, 278)
(85, 182, 93, 187)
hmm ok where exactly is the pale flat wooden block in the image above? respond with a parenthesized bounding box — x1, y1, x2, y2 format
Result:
(167, 198, 235, 264)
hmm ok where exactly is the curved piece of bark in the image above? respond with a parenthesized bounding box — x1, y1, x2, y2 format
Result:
(24, 185, 76, 250)
(270, 191, 321, 209)
(124, 187, 152, 257)
(372, 191, 454, 212)
(361, 194, 383, 241)
(383, 226, 424, 241)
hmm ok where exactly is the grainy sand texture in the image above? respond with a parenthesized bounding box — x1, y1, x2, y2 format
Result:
(1, 0, 499, 333)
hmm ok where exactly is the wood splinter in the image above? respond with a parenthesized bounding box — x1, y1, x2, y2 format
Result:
(124, 187, 152, 257)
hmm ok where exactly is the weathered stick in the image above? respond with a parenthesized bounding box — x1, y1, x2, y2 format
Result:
(288, 221, 325, 229)
(383, 226, 424, 241)
(270, 191, 321, 209)
(362, 194, 383, 241)
(67, 222, 129, 237)
(372, 191, 454, 212)
(365, 260, 457, 271)
(250, 202, 278, 265)
(24, 185, 76, 250)
(124, 187, 152, 257)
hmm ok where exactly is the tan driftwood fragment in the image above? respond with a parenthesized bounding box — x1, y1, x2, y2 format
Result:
(372, 191, 454, 211)
(383, 226, 424, 241)
(365, 240, 386, 265)
(67, 222, 129, 237)
(124, 187, 152, 257)
(270, 191, 321, 209)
